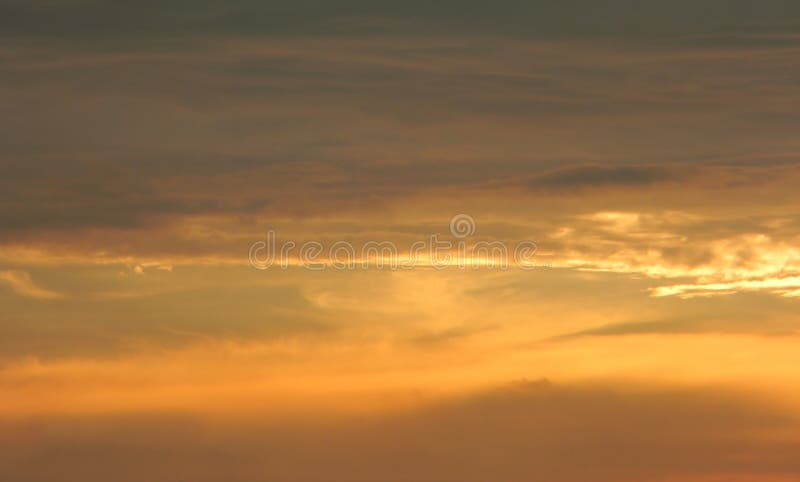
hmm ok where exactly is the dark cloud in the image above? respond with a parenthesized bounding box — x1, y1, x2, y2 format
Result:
(529, 165, 679, 190)
(3, 0, 800, 43)
(1, 0, 799, 286)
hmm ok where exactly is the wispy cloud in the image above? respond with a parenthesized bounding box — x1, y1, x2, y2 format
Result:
(0, 270, 63, 299)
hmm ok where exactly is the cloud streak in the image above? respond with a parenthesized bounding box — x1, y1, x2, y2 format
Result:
(529, 164, 679, 189)
(0, 270, 63, 299)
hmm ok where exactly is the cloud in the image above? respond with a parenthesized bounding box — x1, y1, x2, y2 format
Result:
(550, 213, 800, 299)
(548, 317, 800, 340)
(2, 7, 800, 305)
(4, 0, 800, 43)
(529, 164, 679, 190)
(2, 381, 800, 482)
(408, 323, 499, 347)
(0, 270, 63, 299)
(651, 276, 800, 299)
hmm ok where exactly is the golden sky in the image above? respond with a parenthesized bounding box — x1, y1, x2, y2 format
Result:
(2, 2, 800, 481)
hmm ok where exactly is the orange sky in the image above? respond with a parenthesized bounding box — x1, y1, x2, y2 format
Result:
(2, 1, 800, 481)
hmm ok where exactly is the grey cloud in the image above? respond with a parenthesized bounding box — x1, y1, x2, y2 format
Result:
(2, 7, 800, 248)
(529, 164, 679, 190)
(3, 0, 800, 43)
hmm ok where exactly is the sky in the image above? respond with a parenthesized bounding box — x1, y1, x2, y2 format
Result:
(2, 1, 800, 481)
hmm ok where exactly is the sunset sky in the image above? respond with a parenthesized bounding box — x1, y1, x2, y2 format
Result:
(3, 2, 800, 481)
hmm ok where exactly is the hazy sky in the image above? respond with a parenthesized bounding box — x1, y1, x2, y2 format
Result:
(2, 2, 800, 481)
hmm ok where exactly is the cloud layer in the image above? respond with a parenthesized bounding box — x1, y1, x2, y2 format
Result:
(3, 2, 800, 481)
